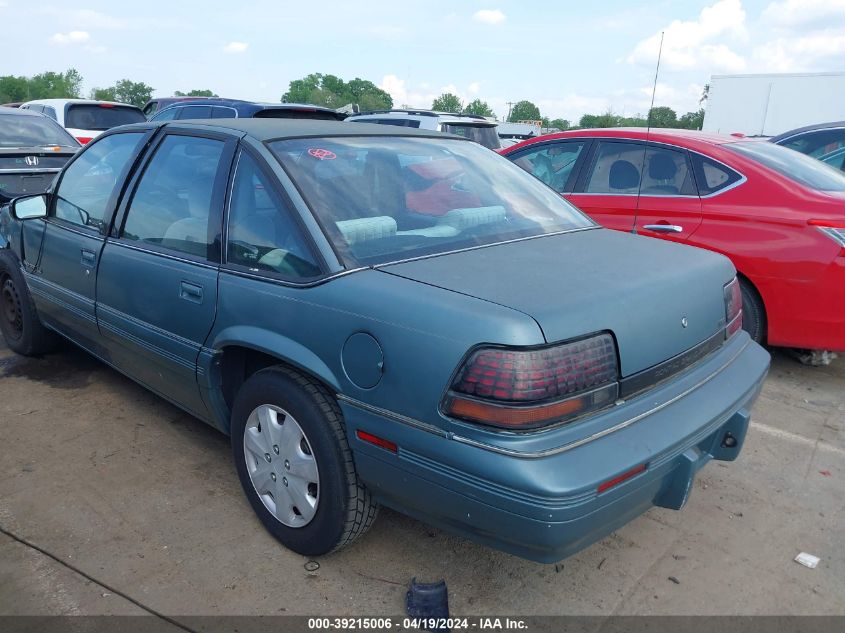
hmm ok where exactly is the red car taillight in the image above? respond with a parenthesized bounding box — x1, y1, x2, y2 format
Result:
(724, 277, 743, 338)
(442, 333, 619, 430)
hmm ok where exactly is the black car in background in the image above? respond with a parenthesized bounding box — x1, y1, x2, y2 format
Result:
(149, 98, 345, 122)
(0, 107, 79, 204)
(771, 121, 845, 172)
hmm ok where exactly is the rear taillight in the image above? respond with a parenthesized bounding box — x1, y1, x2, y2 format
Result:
(809, 220, 845, 256)
(724, 278, 742, 339)
(442, 333, 619, 430)
(76, 136, 93, 145)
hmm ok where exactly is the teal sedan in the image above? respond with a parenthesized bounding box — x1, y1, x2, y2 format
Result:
(0, 119, 769, 562)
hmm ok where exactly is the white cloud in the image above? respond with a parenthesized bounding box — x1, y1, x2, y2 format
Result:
(753, 30, 845, 71)
(473, 9, 506, 25)
(468, 82, 481, 95)
(39, 8, 128, 29)
(223, 41, 248, 54)
(762, 0, 845, 30)
(368, 25, 405, 40)
(627, 0, 747, 71)
(51, 31, 90, 44)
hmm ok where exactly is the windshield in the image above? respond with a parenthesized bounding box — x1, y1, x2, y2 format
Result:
(0, 114, 78, 148)
(66, 104, 146, 131)
(441, 123, 501, 149)
(269, 136, 594, 267)
(727, 141, 845, 192)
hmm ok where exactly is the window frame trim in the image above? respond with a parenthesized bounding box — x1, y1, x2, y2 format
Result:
(111, 127, 238, 265)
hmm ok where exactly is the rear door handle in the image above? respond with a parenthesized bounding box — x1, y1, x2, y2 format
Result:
(642, 224, 684, 233)
(81, 249, 96, 266)
(179, 281, 204, 304)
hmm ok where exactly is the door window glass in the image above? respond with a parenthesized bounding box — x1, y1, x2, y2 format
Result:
(54, 132, 144, 231)
(152, 107, 179, 121)
(780, 129, 845, 158)
(122, 135, 224, 259)
(641, 146, 695, 195)
(177, 105, 212, 119)
(226, 152, 321, 278)
(510, 141, 586, 192)
(584, 141, 645, 194)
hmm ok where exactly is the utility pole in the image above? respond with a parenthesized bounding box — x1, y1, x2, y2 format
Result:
(506, 101, 515, 122)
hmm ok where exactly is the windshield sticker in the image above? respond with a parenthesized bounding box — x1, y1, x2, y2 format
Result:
(308, 148, 336, 160)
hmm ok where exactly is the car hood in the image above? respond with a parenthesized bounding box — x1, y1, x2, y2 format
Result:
(379, 228, 736, 377)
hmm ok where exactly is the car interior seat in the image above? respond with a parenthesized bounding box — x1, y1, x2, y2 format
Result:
(645, 152, 679, 194)
(608, 160, 641, 192)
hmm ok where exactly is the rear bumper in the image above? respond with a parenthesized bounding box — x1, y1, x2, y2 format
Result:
(342, 333, 770, 563)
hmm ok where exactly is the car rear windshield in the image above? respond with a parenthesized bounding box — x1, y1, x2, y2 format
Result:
(66, 104, 146, 131)
(441, 123, 501, 149)
(0, 114, 78, 148)
(727, 141, 845, 192)
(269, 136, 594, 267)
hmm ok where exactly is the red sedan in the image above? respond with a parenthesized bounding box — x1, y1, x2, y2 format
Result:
(501, 128, 845, 355)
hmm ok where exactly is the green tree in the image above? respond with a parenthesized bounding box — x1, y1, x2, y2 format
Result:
(549, 118, 570, 131)
(0, 75, 31, 103)
(463, 98, 494, 117)
(647, 106, 678, 128)
(678, 109, 705, 130)
(432, 93, 462, 113)
(508, 100, 541, 122)
(174, 89, 218, 97)
(89, 79, 154, 107)
(282, 73, 392, 110)
(27, 69, 83, 99)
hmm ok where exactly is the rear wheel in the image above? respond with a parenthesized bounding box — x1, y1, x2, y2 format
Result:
(0, 251, 58, 356)
(230, 366, 378, 556)
(739, 278, 765, 344)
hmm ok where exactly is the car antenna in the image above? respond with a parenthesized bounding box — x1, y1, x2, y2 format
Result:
(633, 30, 664, 235)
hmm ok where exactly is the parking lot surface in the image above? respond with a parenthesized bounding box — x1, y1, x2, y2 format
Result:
(0, 338, 842, 617)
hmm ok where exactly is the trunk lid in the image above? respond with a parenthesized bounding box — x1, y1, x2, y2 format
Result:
(380, 228, 735, 376)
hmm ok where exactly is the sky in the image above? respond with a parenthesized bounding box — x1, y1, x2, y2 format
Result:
(2, 0, 845, 122)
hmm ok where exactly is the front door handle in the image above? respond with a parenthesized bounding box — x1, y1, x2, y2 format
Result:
(642, 224, 684, 233)
(179, 281, 204, 304)
(80, 249, 96, 267)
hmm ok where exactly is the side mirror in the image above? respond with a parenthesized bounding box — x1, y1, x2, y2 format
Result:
(10, 194, 48, 220)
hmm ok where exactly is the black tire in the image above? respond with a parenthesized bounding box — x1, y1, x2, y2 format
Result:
(0, 250, 58, 356)
(739, 278, 765, 344)
(230, 366, 378, 556)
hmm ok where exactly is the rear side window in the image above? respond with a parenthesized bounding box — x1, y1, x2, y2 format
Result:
(122, 135, 225, 259)
(177, 105, 213, 119)
(584, 141, 644, 194)
(226, 152, 321, 278)
(66, 104, 145, 131)
(510, 141, 587, 193)
(151, 107, 178, 121)
(212, 107, 237, 119)
(690, 154, 742, 195)
(54, 132, 144, 230)
(641, 146, 695, 195)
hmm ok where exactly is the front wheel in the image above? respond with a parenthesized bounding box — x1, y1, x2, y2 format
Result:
(230, 366, 378, 556)
(0, 251, 58, 356)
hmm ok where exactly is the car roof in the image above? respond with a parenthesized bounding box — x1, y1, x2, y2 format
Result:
(770, 121, 845, 143)
(350, 110, 496, 125)
(504, 127, 741, 153)
(160, 98, 339, 112)
(0, 105, 51, 117)
(23, 98, 141, 109)
(120, 118, 468, 142)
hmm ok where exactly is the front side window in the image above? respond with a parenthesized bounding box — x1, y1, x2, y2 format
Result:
(122, 135, 224, 259)
(227, 152, 321, 278)
(728, 141, 845, 192)
(510, 141, 587, 193)
(269, 136, 594, 267)
(54, 132, 144, 230)
(151, 107, 179, 122)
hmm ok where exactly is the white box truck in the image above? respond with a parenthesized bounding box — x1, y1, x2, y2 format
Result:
(702, 72, 845, 137)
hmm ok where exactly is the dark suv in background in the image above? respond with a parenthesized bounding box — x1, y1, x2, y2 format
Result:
(149, 98, 345, 122)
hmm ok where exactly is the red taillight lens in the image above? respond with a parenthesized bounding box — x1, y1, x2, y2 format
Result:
(76, 136, 93, 145)
(724, 278, 742, 338)
(443, 334, 619, 430)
